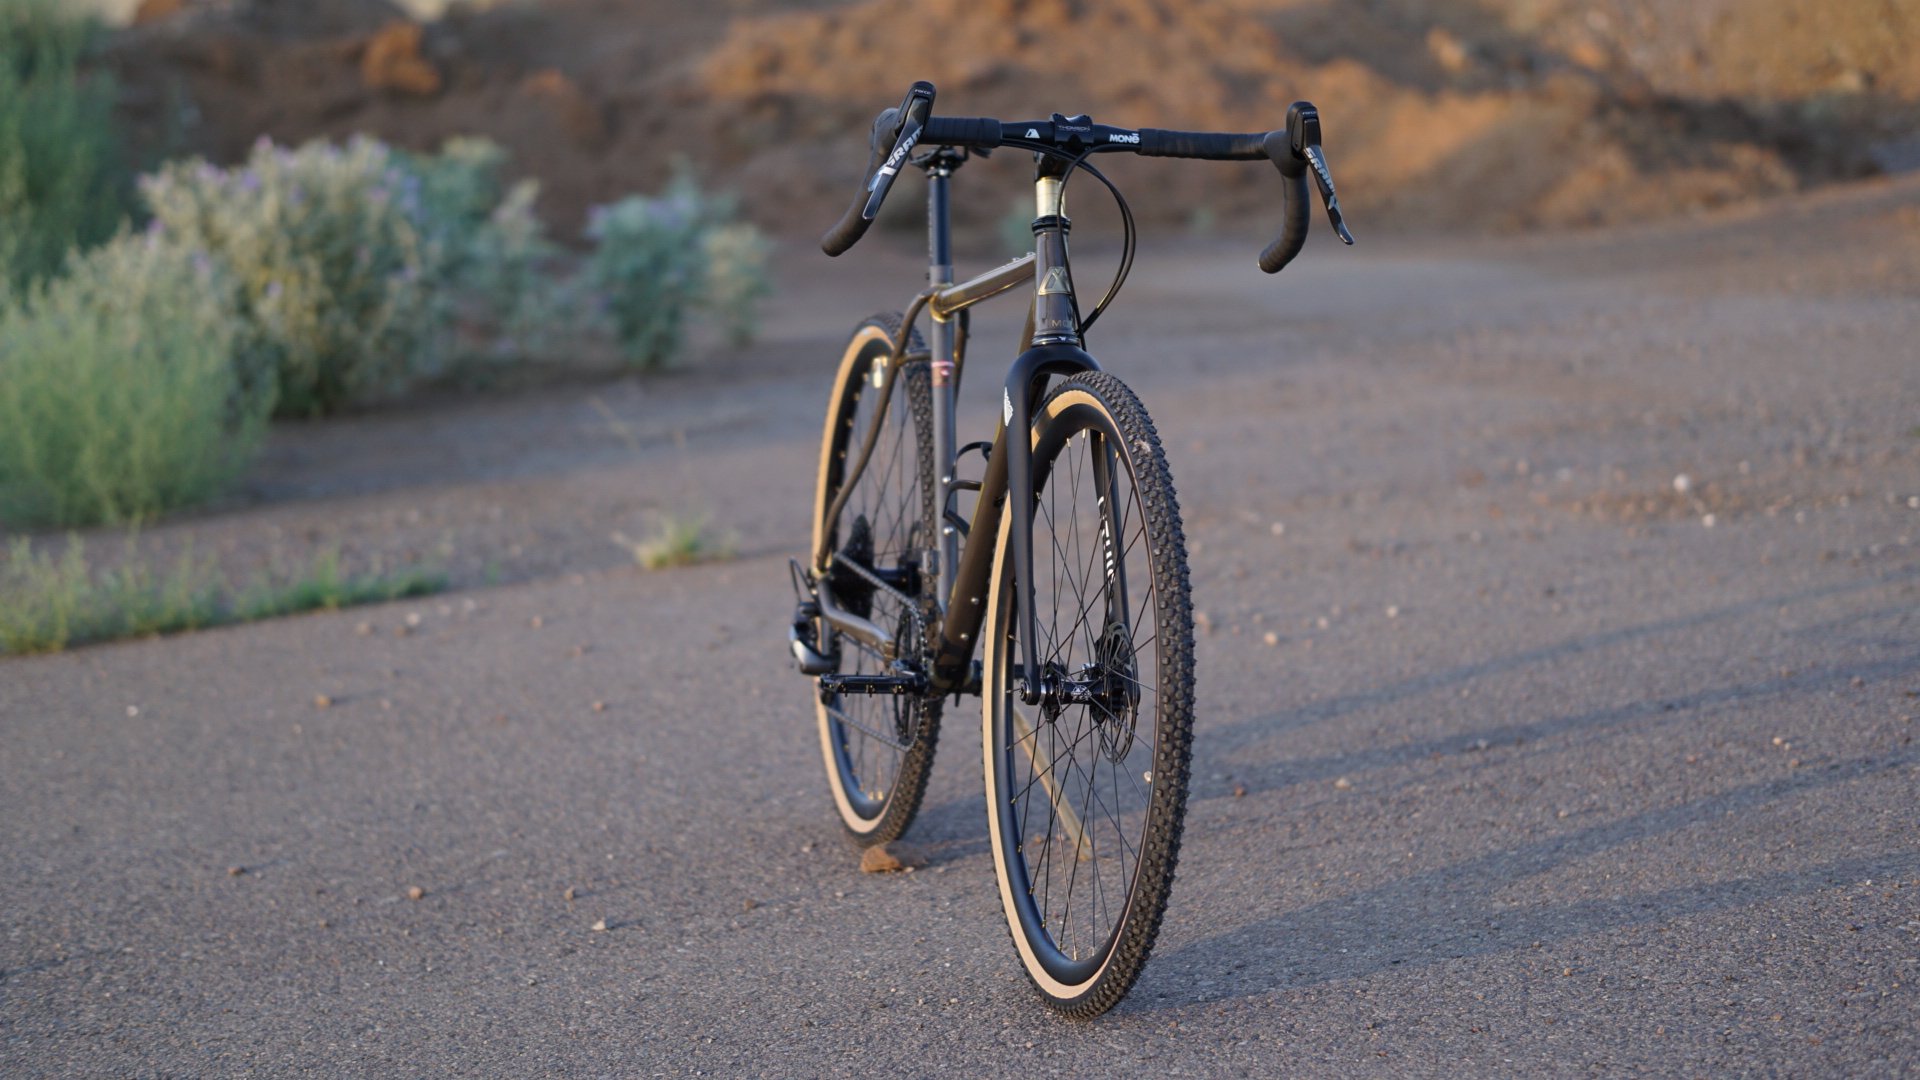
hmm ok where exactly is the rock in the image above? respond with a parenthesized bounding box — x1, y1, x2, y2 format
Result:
(313, 694, 332, 709)
(1333, 776, 1353, 790)
(1565, 38, 1611, 72)
(406, 885, 426, 900)
(519, 69, 608, 151)
(361, 21, 441, 97)
(591, 918, 608, 932)
(1426, 28, 1473, 75)
(133, 0, 192, 25)
(860, 843, 928, 873)
(227, 865, 245, 876)
(563, 887, 576, 902)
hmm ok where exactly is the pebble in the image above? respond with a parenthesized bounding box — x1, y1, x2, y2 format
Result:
(1263, 631, 1280, 647)
(1673, 474, 1692, 494)
(405, 612, 423, 628)
(861, 843, 927, 873)
(591, 919, 608, 932)
(1386, 605, 1400, 618)
(1270, 522, 1286, 536)
(529, 616, 545, 629)
(1334, 777, 1353, 790)
(1702, 513, 1716, 528)
(313, 694, 332, 709)
(354, 621, 373, 636)
(227, 865, 245, 876)
(1233, 784, 1247, 798)
(563, 887, 576, 901)
(591, 701, 607, 713)
(126, 706, 139, 718)
(407, 886, 426, 901)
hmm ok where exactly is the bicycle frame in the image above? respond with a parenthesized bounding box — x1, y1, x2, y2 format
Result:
(813, 151, 1110, 703)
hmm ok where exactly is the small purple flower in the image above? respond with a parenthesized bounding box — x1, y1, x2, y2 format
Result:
(264, 281, 283, 300)
(240, 169, 261, 193)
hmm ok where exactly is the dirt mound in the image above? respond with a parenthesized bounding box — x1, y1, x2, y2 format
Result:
(102, 0, 1920, 239)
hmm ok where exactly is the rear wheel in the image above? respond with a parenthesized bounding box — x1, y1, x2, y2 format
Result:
(810, 314, 942, 845)
(983, 372, 1195, 1017)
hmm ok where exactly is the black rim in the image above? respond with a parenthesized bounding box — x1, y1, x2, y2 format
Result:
(996, 404, 1161, 985)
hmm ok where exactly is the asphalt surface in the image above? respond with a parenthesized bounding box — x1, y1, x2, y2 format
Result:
(4, 177, 1919, 1076)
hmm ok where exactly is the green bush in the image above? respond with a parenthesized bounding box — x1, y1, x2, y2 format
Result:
(0, 535, 444, 654)
(0, 0, 128, 295)
(402, 136, 560, 359)
(139, 137, 440, 416)
(702, 222, 773, 346)
(584, 172, 771, 369)
(0, 230, 265, 528)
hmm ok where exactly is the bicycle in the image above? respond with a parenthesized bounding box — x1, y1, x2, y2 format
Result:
(787, 81, 1352, 1017)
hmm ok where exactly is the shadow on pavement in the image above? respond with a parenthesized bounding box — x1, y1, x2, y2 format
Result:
(1138, 756, 1918, 1012)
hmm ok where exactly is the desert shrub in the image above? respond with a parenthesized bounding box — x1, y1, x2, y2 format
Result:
(139, 137, 439, 416)
(702, 222, 772, 346)
(0, 535, 444, 654)
(0, 0, 128, 294)
(403, 136, 560, 357)
(584, 172, 771, 369)
(0, 231, 264, 528)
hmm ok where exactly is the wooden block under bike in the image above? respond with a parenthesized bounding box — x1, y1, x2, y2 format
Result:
(787, 81, 1353, 1018)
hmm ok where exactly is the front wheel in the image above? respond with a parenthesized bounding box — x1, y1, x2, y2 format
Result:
(982, 372, 1195, 1017)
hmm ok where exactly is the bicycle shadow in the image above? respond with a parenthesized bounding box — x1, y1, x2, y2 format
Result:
(1133, 756, 1916, 1012)
(1205, 638, 1920, 802)
(1198, 566, 1918, 762)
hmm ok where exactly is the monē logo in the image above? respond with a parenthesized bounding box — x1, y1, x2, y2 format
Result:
(1108, 131, 1140, 144)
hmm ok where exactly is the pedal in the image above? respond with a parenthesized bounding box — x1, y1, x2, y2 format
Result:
(818, 672, 929, 698)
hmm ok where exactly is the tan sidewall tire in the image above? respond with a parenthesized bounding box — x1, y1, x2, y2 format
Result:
(982, 388, 1130, 1001)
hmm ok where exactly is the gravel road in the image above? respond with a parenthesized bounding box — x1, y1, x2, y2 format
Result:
(4, 177, 1918, 1076)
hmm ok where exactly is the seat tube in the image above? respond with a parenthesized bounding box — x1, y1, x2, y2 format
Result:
(926, 164, 960, 607)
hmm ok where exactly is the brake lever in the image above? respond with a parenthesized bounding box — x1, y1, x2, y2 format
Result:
(861, 82, 936, 221)
(1289, 104, 1354, 245)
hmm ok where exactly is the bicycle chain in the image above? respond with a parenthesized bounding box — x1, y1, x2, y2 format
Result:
(825, 551, 939, 747)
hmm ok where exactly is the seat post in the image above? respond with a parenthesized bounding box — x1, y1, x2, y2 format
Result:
(926, 158, 960, 606)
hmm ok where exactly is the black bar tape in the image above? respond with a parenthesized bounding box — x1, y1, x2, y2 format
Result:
(1136, 129, 1267, 160)
(922, 116, 1005, 148)
(1257, 129, 1310, 273)
(1257, 171, 1311, 273)
(820, 106, 901, 257)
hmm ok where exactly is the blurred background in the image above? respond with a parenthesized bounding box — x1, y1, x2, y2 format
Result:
(2, 0, 1915, 643)
(86, 0, 1920, 235)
